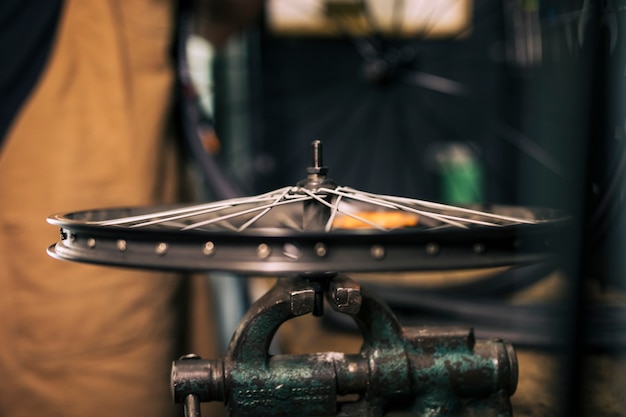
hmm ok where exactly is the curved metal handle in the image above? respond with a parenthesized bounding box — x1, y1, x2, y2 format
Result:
(227, 276, 319, 365)
(184, 394, 200, 417)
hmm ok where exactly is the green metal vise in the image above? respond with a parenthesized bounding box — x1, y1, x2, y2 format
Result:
(171, 274, 518, 417)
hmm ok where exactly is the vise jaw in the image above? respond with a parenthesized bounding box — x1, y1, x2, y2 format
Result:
(171, 275, 517, 417)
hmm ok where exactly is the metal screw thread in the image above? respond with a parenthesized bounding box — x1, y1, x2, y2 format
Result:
(312, 140, 323, 169)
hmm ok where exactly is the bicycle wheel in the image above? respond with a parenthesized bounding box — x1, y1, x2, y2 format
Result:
(210, 0, 589, 210)
(48, 141, 568, 275)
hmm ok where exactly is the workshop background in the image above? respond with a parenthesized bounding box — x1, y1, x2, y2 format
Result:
(181, 1, 626, 416)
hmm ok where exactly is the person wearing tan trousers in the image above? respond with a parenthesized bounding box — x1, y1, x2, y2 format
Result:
(0, 1, 263, 416)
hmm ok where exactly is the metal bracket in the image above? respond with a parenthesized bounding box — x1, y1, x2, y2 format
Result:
(172, 274, 517, 417)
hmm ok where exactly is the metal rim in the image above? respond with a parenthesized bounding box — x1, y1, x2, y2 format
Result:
(47, 188, 568, 275)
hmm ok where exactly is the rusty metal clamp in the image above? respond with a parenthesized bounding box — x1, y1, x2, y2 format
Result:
(172, 274, 517, 417)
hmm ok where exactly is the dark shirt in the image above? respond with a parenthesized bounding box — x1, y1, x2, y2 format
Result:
(0, 0, 63, 142)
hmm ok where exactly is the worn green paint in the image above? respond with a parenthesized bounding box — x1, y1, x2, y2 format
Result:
(172, 276, 516, 416)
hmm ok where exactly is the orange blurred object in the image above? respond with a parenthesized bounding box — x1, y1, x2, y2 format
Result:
(333, 211, 419, 229)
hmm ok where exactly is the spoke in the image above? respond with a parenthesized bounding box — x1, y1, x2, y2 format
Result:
(325, 194, 343, 231)
(325, 194, 391, 232)
(401, 70, 468, 96)
(361, 0, 382, 35)
(128, 203, 241, 228)
(388, 196, 540, 225)
(394, 200, 539, 225)
(330, 187, 471, 228)
(490, 120, 564, 178)
(97, 187, 293, 226)
(80, 183, 551, 233)
(405, 0, 451, 40)
(391, 0, 405, 36)
(298, 187, 338, 209)
(101, 202, 238, 226)
(339, 187, 542, 225)
(327, 187, 399, 209)
(299, 187, 389, 231)
(181, 195, 311, 231)
(236, 187, 291, 232)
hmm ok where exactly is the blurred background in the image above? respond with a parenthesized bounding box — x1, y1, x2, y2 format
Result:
(180, 1, 626, 416)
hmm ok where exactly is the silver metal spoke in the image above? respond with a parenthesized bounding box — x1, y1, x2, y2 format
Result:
(343, 187, 542, 225)
(401, 70, 468, 96)
(96, 187, 293, 227)
(325, 194, 343, 232)
(77, 183, 551, 234)
(181, 195, 310, 231)
(329, 187, 487, 228)
(235, 187, 291, 232)
(327, 187, 468, 228)
(299, 187, 389, 231)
